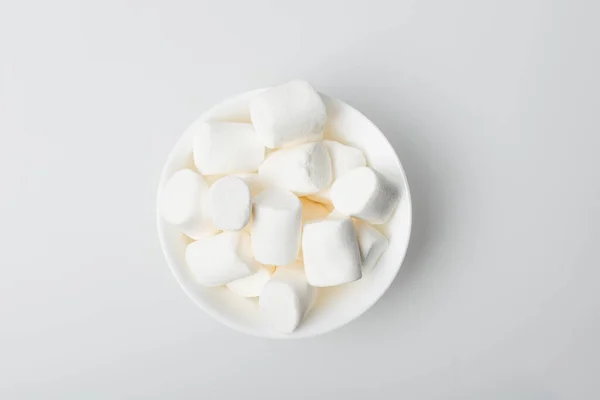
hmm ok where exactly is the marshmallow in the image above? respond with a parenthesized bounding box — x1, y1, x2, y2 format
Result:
(327, 211, 389, 272)
(208, 176, 251, 231)
(308, 141, 366, 204)
(186, 231, 259, 287)
(302, 218, 362, 287)
(250, 80, 326, 149)
(258, 142, 332, 195)
(233, 173, 266, 196)
(251, 188, 302, 265)
(227, 266, 275, 297)
(355, 220, 389, 272)
(259, 262, 316, 333)
(324, 140, 367, 179)
(193, 122, 265, 175)
(160, 169, 217, 240)
(298, 198, 331, 261)
(331, 167, 399, 224)
(300, 198, 330, 222)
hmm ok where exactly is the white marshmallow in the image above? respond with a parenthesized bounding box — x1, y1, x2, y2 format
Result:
(302, 218, 362, 287)
(297, 198, 331, 261)
(308, 141, 367, 204)
(324, 140, 367, 179)
(251, 188, 302, 265)
(208, 176, 251, 231)
(259, 262, 316, 333)
(258, 142, 332, 195)
(327, 211, 389, 272)
(186, 231, 259, 287)
(160, 169, 217, 240)
(250, 80, 326, 149)
(233, 173, 266, 196)
(227, 266, 275, 297)
(355, 220, 389, 272)
(331, 167, 399, 224)
(193, 122, 265, 175)
(300, 198, 330, 222)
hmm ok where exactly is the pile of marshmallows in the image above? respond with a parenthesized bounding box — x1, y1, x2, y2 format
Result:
(161, 81, 400, 333)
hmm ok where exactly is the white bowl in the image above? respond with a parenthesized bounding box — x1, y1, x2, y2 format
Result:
(157, 88, 412, 338)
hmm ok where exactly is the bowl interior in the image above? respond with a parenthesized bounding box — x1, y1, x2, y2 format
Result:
(157, 89, 412, 338)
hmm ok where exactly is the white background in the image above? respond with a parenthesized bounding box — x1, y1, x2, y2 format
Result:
(1, 1, 599, 399)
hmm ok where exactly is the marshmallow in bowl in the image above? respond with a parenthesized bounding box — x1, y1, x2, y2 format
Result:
(251, 188, 302, 265)
(227, 266, 275, 297)
(308, 140, 367, 204)
(355, 221, 389, 272)
(160, 169, 217, 240)
(186, 231, 259, 287)
(250, 80, 326, 149)
(298, 198, 331, 261)
(302, 217, 362, 287)
(258, 142, 332, 195)
(331, 167, 399, 224)
(193, 122, 265, 175)
(323, 140, 366, 179)
(233, 173, 266, 196)
(208, 176, 251, 231)
(259, 262, 316, 333)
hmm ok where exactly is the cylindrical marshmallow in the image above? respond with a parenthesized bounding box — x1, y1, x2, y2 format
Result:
(302, 217, 362, 287)
(308, 140, 366, 204)
(233, 173, 267, 197)
(186, 231, 259, 287)
(251, 188, 302, 265)
(208, 176, 251, 231)
(324, 140, 366, 179)
(355, 220, 389, 272)
(227, 266, 275, 297)
(331, 167, 399, 224)
(328, 211, 389, 272)
(258, 262, 316, 333)
(250, 80, 326, 149)
(258, 142, 332, 195)
(297, 198, 331, 261)
(160, 169, 217, 240)
(193, 122, 265, 175)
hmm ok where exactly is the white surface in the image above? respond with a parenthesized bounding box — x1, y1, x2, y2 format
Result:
(1, 0, 600, 398)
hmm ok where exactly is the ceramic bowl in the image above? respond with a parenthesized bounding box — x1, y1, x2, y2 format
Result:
(157, 88, 412, 338)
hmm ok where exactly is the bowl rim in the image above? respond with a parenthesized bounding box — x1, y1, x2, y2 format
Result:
(157, 88, 412, 339)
